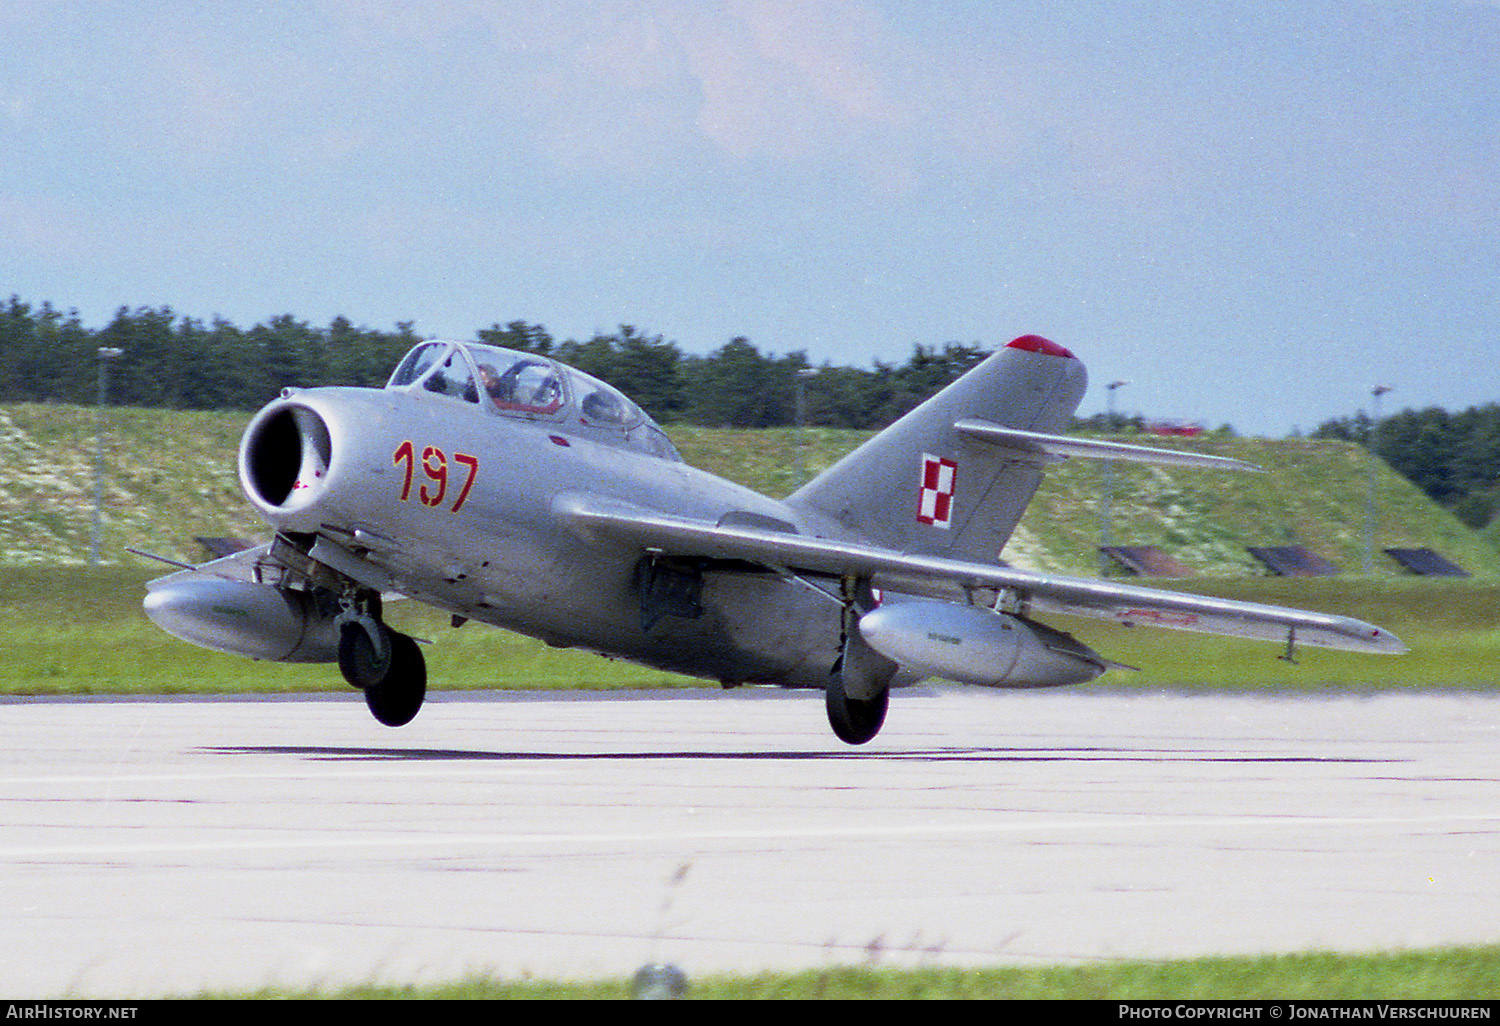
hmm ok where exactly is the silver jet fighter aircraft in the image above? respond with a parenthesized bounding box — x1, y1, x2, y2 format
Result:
(144, 334, 1406, 743)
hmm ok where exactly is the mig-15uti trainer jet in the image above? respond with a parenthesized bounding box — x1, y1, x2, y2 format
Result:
(143, 334, 1405, 743)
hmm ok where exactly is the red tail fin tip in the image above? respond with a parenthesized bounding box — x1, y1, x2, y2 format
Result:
(1007, 335, 1074, 359)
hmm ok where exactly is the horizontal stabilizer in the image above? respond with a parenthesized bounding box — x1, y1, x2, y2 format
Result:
(954, 419, 1263, 473)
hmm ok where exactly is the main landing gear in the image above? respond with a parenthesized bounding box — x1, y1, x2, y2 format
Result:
(825, 579, 897, 745)
(336, 597, 426, 727)
(825, 670, 889, 745)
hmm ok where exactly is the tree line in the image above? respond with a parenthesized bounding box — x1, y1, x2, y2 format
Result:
(0, 296, 987, 431)
(1314, 407, 1500, 529)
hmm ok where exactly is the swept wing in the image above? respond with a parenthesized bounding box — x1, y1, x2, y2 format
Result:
(557, 497, 1406, 655)
(134, 542, 275, 585)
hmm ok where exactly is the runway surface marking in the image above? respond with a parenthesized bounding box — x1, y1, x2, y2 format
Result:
(4, 810, 1496, 861)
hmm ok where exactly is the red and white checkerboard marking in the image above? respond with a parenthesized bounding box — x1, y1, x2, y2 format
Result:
(917, 453, 956, 528)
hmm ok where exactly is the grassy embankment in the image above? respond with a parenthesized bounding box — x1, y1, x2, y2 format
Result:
(0, 405, 1494, 696)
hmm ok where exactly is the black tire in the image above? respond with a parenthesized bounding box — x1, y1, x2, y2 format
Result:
(825, 672, 888, 745)
(363, 631, 426, 728)
(338, 620, 390, 690)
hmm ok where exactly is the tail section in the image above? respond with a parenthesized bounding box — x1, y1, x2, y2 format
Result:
(787, 335, 1087, 564)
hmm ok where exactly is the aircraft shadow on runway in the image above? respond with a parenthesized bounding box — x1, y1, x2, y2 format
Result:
(201, 745, 1394, 765)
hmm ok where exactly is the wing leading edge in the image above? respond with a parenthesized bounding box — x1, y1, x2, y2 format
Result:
(953, 419, 1265, 473)
(556, 496, 1407, 655)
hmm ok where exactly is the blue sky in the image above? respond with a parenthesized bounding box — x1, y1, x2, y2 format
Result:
(1, 1, 1496, 435)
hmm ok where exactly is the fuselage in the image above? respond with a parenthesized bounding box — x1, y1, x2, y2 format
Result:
(237, 341, 845, 687)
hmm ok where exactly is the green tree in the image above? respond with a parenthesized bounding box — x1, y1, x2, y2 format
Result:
(681, 337, 783, 427)
(477, 320, 554, 355)
(97, 306, 178, 407)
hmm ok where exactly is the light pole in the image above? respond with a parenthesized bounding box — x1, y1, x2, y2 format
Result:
(795, 367, 819, 485)
(91, 346, 124, 566)
(1362, 384, 1391, 573)
(1100, 379, 1130, 576)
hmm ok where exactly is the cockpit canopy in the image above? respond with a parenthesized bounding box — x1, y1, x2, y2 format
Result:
(387, 341, 681, 461)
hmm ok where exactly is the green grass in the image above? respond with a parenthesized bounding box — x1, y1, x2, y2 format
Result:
(201, 945, 1500, 999)
(0, 403, 260, 566)
(4, 566, 1495, 696)
(1072, 577, 1500, 691)
(0, 564, 699, 696)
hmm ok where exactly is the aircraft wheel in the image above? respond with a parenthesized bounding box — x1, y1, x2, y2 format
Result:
(338, 621, 426, 727)
(825, 672, 888, 745)
(338, 619, 390, 690)
(363, 631, 426, 727)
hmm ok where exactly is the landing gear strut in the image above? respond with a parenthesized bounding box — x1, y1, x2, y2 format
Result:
(825, 578, 897, 745)
(337, 613, 426, 727)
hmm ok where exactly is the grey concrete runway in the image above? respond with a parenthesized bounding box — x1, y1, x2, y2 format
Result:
(1, 686, 1498, 997)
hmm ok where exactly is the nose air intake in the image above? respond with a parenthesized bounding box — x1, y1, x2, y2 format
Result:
(240, 401, 333, 512)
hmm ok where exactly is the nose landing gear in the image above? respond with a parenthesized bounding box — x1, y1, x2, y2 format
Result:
(337, 611, 427, 727)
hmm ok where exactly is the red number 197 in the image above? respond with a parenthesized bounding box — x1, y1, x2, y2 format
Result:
(393, 441, 479, 513)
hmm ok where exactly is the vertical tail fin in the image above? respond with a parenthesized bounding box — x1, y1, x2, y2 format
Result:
(787, 335, 1087, 564)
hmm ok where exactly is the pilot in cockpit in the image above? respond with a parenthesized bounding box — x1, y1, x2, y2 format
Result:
(477, 359, 563, 413)
(477, 364, 502, 400)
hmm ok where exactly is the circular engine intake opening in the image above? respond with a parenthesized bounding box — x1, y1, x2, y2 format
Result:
(243, 404, 332, 509)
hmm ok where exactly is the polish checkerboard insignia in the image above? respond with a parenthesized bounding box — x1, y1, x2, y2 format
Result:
(917, 453, 956, 528)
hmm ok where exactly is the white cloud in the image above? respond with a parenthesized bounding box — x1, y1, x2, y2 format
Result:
(672, 0, 907, 160)
(310, 0, 980, 188)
